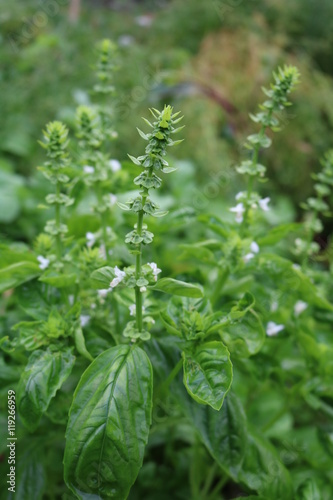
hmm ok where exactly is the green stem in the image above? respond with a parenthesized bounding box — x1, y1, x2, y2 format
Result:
(55, 181, 62, 261)
(97, 183, 110, 261)
(302, 210, 318, 269)
(155, 358, 183, 400)
(134, 168, 152, 333)
(242, 109, 273, 232)
(112, 294, 120, 332)
(135, 209, 144, 332)
(207, 474, 228, 500)
(200, 462, 218, 498)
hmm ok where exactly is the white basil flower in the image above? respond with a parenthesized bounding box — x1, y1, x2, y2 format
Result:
(250, 241, 260, 253)
(259, 197, 270, 211)
(109, 159, 121, 172)
(110, 266, 126, 288)
(80, 315, 91, 327)
(109, 194, 117, 206)
(294, 300, 308, 316)
(129, 304, 136, 316)
(243, 253, 255, 263)
(86, 232, 95, 248)
(98, 289, 111, 298)
(83, 165, 95, 174)
(229, 202, 245, 223)
(147, 262, 162, 281)
(266, 321, 284, 337)
(235, 191, 244, 200)
(140, 286, 147, 292)
(37, 255, 50, 270)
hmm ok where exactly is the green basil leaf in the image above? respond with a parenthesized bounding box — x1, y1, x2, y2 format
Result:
(127, 154, 142, 166)
(90, 266, 114, 288)
(0, 244, 37, 268)
(39, 272, 77, 288)
(0, 261, 40, 293)
(222, 310, 265, 357)
(260, 253, 333, 310)
(150, 278, 203, 298)
(182, 341, 233, 410)
(17, 348, 75, 432)
(179, 243, 216, 264)
(257, 223, 300, 246)
(160, 311, 183, 337)
(197, 214, 232, 239)
(74, 327, 94, 361)
(182, 392, 248, 479)
(239, 429, 293, 499)
(9, 444, 47, 500)
(296, 478, 322, 500)
(64, 344, 153, 500)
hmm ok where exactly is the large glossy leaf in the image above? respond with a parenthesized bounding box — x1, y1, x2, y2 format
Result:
(239, 428, 293, 499)
(150, 278, 203, 298)
(183, 341, 233, 410)
(222, 310, 265, 357)
(182, 392, 248, 479)
(17, 348, 75, 431)
(64, 344, 153, 500)
(7, 444, 46, 500)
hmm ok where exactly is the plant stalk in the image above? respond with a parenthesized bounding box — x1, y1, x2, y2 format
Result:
(135, 209, 144, 332)
(55, 181, 62, 261)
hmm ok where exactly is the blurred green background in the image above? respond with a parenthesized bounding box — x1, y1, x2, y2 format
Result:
(1, 0, 333, 243)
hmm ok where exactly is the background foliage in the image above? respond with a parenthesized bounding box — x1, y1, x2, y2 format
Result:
(1, 1, 333, 499)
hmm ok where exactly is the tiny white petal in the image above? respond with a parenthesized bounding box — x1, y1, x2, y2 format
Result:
(140, 286, 147, 292)
(230, 202, 245, 213)
(147, 262, 162, 277)
(294, 300, 308, 316)
(230, 202, 245, 223)
(98, 289, 111, 298)
(110, 266, 126, 288)
(37, 255, 50, 270)
(243, 252, 254, 263)
(235, 191, 243, 200)
(109, 159, 121, 172)
(109, 194, 117, 206)
(250, 241, 260, 253)
(83, 165, 95, 174)
(266, 321, 284, 337)
(259, 197, 270, 211)
(86, 232, 96, 248)
(80, 315, 91, 327)
(129, 304, 136, 316)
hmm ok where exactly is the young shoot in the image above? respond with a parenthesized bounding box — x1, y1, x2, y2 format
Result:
(231, 65, 300, 231)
